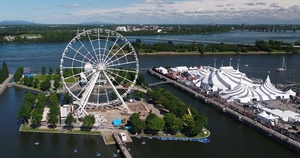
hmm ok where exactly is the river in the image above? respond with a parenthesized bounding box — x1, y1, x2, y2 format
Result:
(0, 32, 300, 158)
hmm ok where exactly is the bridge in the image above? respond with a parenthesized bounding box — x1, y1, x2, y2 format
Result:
(148, 80, 172, 87)
(126, 37, 255, 46)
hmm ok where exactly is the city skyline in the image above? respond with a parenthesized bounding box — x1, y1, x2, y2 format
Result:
(1, 0, 300, 24)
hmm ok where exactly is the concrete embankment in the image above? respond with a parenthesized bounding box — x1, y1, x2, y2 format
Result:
(148, 69, 300, 154)
(12, 82, 43, 93)
(0, 74, 14, 95)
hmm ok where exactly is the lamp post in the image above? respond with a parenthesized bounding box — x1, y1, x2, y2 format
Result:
(214, 59, 217, 68)
(229, 58, 232, 66)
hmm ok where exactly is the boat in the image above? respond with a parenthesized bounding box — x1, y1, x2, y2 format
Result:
(73, 149, 78, 153)
(141, 140, 146, 145)
(244, 64, 249, 67)
(276, 57, 286, 72)
(148, 135, 153, 139)
(34, 141, 39, 145)
(112, 153, 117, 157)
(96, 152, 101, 157)
(136, 135, 141, 139)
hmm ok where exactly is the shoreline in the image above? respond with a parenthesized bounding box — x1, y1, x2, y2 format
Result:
(138, 51, 289, 55)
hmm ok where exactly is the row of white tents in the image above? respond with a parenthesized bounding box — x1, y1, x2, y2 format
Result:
(156, 65, 296, 103)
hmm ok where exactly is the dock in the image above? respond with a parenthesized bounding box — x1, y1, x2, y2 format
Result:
(112, 132, 132, 158)
(148, 68, 300, 154)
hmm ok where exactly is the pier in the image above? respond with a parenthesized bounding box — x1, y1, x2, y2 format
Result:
(148, 68, 300, 154)
(112, 132, 132, 158)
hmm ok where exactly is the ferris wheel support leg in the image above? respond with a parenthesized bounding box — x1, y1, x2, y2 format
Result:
(78, 71, 101, 117)
(103, 71, 132, 113)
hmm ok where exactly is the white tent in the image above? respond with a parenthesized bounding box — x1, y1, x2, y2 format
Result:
(286, 89, 296, 96)
(255, 75, 289, 100)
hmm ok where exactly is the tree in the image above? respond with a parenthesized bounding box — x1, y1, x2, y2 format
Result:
(81, 115, 95, 131)
(14, 67, 23, 82)
(49, 67, 53, 75)
(135, 91, 145, 100)
(56, 67, 60, 75)
(31, 110, 43, 128)
(164, 113, 183, 134)
(65, 113, 76, 130)
(49, 93, 59, 107)
(129, 113, 146, 133)
(17, 102, 32, 123)
(33, 78, 39, 88)
(147, 116, 165, 134)
(41, 66, 46, 75)
(63, 92, 73, 104)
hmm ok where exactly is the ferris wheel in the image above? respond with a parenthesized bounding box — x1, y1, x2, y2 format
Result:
(60, 28, 139, 117)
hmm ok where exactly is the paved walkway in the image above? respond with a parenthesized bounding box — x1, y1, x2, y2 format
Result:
(0, 74, 14, 95)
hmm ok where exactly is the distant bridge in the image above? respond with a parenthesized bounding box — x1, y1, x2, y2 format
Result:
(126, 37, 255, 46)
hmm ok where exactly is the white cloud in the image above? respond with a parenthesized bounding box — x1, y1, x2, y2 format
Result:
(34, 0, 300, 24)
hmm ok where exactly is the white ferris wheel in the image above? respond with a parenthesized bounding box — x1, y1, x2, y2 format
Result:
(60, 28, 139, 118)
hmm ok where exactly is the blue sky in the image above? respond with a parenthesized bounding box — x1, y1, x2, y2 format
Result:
(1, 0, 299, 24)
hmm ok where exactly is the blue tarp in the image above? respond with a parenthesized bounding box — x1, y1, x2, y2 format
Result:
(112, 118, 122, 126)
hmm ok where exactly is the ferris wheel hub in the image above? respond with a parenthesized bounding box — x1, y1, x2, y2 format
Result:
(97, 63, 106, 71)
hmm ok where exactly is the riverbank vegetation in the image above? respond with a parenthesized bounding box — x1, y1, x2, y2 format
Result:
(131, 39, 300, 54)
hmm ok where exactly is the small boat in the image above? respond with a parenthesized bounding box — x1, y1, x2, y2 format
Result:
(96, 152, 101, 157)
(136, 135, 141, 139)
(73, 149, 78, 153)
(244, 64, 249, 67)
(239, 115, 243, 121)
(276, 57, 286, 72)
(141, 140, 146, 145)
(148, 135, 153, 139)
(112, 153, 117, 157)
(34, 141, 39, 145)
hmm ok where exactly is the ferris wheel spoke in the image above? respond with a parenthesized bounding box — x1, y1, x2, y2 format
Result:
(97, 29, 103, 64)
(63, 55, 96, 66)
(100, 31, 111, 63)
(107, 60, 138, 68)
(103, 35, 121, 62)
(106, 69, 134, 85)
(105, 50, 134, 66)
(104, 42, 129, 64)
(86, 31, 100, 62)
(107, 67, 137, 74)
(76, 39, 99, 64)
(68, 45, 98, 65)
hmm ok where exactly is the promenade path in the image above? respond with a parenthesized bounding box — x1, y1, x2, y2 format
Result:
(0, 74, 14, 95)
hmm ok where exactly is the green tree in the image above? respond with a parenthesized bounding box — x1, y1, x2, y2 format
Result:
(56, 67, 60, 75)
(14, 67, 23, 82)
(129, 113, 146, 133)
(135, 91, 145, 100)
(49, 67, 53, 75)
(164, 113, 183, 134)
(17, 102, 32, 123)
(31, 109, 43, 128)
(41, 66, 46, 75)
(81, 115, 95, 131)
(33, 78, 39, 88)
(63, 92, 73, 104)
(65, 113, 76, 130)
(147, 116, 165, 134)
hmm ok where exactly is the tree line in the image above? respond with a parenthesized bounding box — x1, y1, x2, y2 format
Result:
(129, 87, 208, 137)
(131, 39, 299, 54)
(0, 62, 9, 84)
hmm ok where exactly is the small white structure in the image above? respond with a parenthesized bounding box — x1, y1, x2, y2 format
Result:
(41, 107, 50, 125)
(115, 26, 127, 32)
(119, 132, 127, 141)
(60, 105, 69, 125)
(257, 111, 279, 126)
